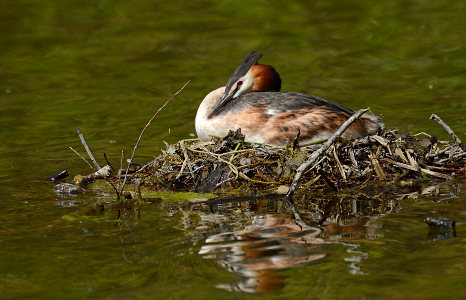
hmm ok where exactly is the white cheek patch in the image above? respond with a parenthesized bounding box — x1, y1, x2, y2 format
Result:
(233, 74, 254, 98)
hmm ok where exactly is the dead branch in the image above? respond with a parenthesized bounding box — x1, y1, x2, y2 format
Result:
(74, 165, 112, 184)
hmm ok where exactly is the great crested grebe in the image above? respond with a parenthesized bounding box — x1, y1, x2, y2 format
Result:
(195, 51, 383, 146)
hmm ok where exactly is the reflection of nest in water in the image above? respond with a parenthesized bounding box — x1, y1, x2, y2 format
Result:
(129, 127, 464, 197)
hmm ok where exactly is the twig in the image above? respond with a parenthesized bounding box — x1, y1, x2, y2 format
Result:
(103, 153, 115, 172)
(190, 147, 240, 181)
(405, 150, 420, 171)
(76, 128, 100, 170)
(318, 169, 338, 192)
(412, 131, 431, 138)
(426, 145, 451, 159)
(332, 145, 346, 179)
(285, 108, 369, 199)
(349, 148, 359, 169)
(237, 160, 276, 170)
(238, 172, 282, 185)
(180, 140, 194, 179)
(218, 148, 257, 156)
(117, 151, 124, 192)
(303, 156, 327, 176)
(381, 158, 453, 180)
(102, 153, 120, 198)
(425, 165, 461, 172)
(69, 146, 94, 169)
(175, 158, 188, 180)
(191, 145, 282, 185)
(215, 175, 236, 188)
(368, 152, 386, 179)
(430, 114, 464, 149)
(435, 151, 466, 164)
(119, 80, 190, 196)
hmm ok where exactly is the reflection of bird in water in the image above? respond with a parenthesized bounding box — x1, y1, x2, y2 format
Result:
(196, 51, 383, 146)
(198, 212, 380, 293)
(199, 214, 326, 293)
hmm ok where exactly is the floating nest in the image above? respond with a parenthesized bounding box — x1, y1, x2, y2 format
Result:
(53, 110, 464, 204)
(123, 127, 464, 198)
(49, 114, 463, 234)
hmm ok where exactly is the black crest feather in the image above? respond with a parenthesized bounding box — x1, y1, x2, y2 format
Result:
(222, 50, 263, 99)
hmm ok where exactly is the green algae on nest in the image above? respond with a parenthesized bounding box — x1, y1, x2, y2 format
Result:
(139, 191, 216, 203)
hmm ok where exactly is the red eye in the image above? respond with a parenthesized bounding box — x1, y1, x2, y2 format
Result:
(237, 81, 243, 87)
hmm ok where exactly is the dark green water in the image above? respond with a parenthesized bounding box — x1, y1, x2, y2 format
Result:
(1, 0, 465, 298)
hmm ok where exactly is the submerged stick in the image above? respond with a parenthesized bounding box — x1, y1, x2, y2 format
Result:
(119, 80, 190, 196)
(429, 114, 464, 149)
(285, 108, 369, 199)
(76, 128, 101, 170)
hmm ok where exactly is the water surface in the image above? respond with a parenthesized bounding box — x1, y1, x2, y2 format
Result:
(0, 0, 465, 298)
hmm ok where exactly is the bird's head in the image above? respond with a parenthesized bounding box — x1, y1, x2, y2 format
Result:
(208, 51, 281, 118)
